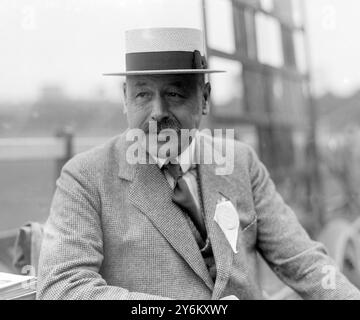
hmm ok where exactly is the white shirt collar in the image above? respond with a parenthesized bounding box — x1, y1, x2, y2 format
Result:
(150, 132, 198, 174)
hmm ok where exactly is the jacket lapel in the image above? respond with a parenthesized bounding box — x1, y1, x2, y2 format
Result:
(116, 134, 214, 291)
(198, 163, 240, 300)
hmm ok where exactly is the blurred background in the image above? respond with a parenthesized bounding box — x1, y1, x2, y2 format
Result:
(1, 0, 360, 297)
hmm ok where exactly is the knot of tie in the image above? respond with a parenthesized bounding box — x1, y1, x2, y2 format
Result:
(163, 163, 183, 182)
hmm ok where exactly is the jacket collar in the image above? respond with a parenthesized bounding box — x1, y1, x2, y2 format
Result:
(149, 134, 197, 174)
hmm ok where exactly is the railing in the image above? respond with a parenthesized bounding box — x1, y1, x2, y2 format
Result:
(0, 137, 110, 160)
(0, 133, 111, 180)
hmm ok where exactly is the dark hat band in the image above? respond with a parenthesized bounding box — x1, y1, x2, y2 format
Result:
(125, 50, 207, 71)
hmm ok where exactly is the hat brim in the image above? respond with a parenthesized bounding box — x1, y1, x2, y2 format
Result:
(103, 69, 225, 76)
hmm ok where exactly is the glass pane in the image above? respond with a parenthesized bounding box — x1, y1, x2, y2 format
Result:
(269, 76, 306, 126)
(260, 0, 274, 12)
(270, 74, 285, 115)
(273, 0, 293, 24)
(273, 126, 295, 169)
(291, 0, 304, 27)
(294, 30, 307, 73)
(209, 56, 245, 117)
(238, 0, 260, 8)
(282, 26, 296, 68)
(255, 12, 284, 67)
(205, 0, 236, 54)
(243, 69, 266, 115)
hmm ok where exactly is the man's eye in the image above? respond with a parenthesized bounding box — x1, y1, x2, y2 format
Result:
(167, 92, 183, 98)
(136, 92, 150, 98)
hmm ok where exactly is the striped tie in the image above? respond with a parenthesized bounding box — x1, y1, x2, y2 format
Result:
(163, 163, 207, 240)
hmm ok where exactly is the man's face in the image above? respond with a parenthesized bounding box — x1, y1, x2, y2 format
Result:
(123, 73, 210, 157)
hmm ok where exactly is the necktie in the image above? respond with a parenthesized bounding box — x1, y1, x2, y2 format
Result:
(163, 163, 207, 240)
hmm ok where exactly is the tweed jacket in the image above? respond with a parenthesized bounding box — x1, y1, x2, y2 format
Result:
(37, 131, 360, 300)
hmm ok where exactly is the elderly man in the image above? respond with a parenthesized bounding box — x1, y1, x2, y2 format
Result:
(37, 28, 360, 300)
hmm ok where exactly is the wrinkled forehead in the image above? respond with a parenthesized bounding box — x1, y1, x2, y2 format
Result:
(125, 74, 202, 89)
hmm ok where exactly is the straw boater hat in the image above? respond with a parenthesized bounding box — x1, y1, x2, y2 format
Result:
(103, 27, 225, 76)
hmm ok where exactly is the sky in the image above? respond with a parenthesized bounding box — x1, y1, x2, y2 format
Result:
(0, 0, 360, 103)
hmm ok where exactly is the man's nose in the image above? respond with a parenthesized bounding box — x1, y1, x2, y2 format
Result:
(150, 95, 169, 122)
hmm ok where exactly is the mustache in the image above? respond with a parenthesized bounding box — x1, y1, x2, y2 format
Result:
(143, 118, 182, 134)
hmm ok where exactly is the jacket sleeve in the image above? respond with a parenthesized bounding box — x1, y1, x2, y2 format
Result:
(36, 156, 170, 300)
(247, 146, 360, 300)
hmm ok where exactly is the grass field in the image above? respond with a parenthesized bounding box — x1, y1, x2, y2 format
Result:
(0, 160, 56, 231)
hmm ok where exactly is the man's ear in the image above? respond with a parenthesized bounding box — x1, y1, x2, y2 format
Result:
(122, 82, 128, 114)
(202, 82, 211, 115)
